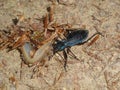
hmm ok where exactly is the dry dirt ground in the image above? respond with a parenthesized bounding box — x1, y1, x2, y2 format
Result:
(0, 0, 120, 90)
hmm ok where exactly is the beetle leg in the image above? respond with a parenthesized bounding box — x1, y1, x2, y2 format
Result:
(63, 50, 68, 71)
(67, 48, 79, 60)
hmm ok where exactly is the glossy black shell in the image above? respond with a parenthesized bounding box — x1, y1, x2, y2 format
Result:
(53, 30, 89, 53)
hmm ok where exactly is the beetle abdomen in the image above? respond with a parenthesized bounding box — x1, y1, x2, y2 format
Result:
(64, 30, 89, 47)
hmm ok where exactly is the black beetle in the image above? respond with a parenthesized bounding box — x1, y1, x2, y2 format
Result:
(52, 29, 102, 70)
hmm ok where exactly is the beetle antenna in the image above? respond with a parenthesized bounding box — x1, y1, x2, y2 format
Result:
(82, 31, 103, 44)
(87, 32, 102, 41)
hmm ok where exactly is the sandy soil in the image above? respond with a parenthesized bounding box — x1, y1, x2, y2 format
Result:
(0, 0, 120, 90)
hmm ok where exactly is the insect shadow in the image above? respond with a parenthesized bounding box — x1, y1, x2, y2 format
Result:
(52, 29, 102, 71)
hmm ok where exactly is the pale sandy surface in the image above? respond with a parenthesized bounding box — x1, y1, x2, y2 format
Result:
(0, 0, 120, 90)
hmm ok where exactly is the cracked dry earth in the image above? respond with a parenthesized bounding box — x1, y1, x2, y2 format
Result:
(0, 0, 120, 90)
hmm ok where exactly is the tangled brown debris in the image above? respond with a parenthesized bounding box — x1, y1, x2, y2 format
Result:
(0, 6, 71, 66)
